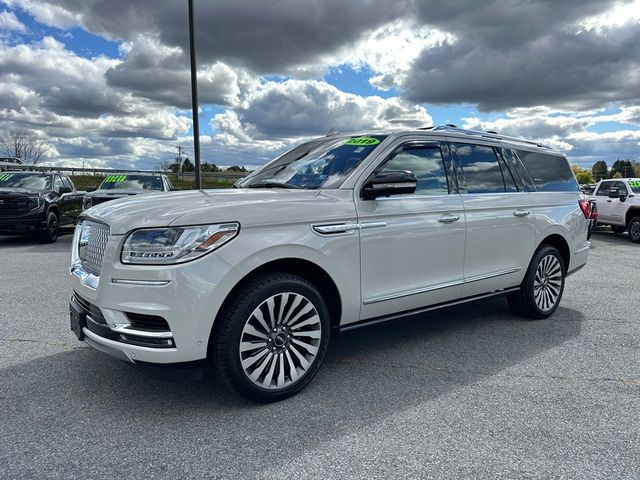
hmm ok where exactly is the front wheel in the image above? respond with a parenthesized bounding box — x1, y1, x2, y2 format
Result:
(508, 245, 565, 320)
(40, 211, 59, 243)
(213, 272, 330, 402)
(629, 217, 640, 243)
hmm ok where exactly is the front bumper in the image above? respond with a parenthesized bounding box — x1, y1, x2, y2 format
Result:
(0, 212, 46, 234)
(69, 231, 242, 365)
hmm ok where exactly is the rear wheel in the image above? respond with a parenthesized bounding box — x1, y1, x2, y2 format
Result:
(40, 211, 59, 243)
(508, 245, 565, 320)
(213, 272, 330, 402)
(629, 217, 640, 243)
(611, 225, 626, 234)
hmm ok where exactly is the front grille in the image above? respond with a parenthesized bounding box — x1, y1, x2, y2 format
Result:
(81, 220, 110, 275)
(0, 196, 28, 215)
(126, 312, 171, 331)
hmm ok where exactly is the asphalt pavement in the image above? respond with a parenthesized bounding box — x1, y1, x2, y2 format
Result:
(0, 229, 638, 479)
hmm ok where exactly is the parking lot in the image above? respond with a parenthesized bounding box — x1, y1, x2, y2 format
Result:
(1, 230, 638, 479)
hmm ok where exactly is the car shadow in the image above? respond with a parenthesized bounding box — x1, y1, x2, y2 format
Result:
(0, 229, 74, 250)
(589, 229, 632, 246)
(1, 297, 583, 476)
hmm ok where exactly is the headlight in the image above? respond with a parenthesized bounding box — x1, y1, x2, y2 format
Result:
(121, 223, 239, 265)
(27, 195, 43, 211)
(82, 197, 92, 210)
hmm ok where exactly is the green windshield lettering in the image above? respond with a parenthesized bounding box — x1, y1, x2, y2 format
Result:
(344, 137, 381, 146)
(0, 173, 15, 181)
(105, 175, 126, 183)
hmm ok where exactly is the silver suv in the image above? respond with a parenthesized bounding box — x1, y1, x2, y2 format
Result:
(69, 126, 590, 401)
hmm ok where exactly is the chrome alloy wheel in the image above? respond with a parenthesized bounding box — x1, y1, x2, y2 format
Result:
(239, 292, 322, 390)
(533, 254, 563, 312)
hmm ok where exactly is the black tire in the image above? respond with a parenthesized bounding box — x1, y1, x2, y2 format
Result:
(611, 225, 626, 234)
(40, 211, 59, 243)
(508, 245, 565, 320)
(213, 272, 331, 402)
(629, 217, 640, 243)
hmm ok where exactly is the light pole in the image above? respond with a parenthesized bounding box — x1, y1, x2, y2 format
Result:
(188, 0, 202, 189)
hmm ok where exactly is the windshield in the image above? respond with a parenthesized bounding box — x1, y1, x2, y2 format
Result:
(99, 174, 164, 191)
(0, 173, 51, 191)
(629, 180, 640, 194)
(238, 135, 387, 189)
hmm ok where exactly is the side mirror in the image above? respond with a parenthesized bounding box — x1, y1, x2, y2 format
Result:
(86, 186, 97, 192)
(362, 170, 417, 200)
(170, 187, 181, 191)
(608, 187, 619, 198)
(58, 186, 73, 194)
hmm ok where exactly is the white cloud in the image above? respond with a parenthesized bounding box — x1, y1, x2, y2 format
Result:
(0, 10, 26, 32)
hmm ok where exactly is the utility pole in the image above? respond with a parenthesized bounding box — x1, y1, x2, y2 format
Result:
(188, 0, 202, 189)
(176, 145, 184, 178)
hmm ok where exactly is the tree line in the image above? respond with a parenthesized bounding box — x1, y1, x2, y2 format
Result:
(572, 159, 640, 184)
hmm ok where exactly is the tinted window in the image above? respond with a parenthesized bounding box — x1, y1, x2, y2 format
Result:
(496, 151, 519, 192)
(54, 176, 64, 192)
(61, 176, 73, 190)
(454, 143, 506, 194)
(615, 181, 628, 196)
(595, 181, 614, 196)
(380, 146, 449, 195)
(515, 150, 579, 192)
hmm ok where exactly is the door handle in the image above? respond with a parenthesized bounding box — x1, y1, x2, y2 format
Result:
(513, 209, 530, 218)
(606, 200, 612, 203)
(437, 214, 460, 224)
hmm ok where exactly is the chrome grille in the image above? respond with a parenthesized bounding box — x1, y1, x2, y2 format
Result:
(0, 196, 28, 215)
(80, 220, 110, 275)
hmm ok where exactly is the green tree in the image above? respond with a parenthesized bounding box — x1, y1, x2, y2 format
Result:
(591, 160, 608, 181)
(610, 159, 633, 178)
(572, 165, 594, 184)
(227, 165, 247, 172)
(182, 157, 195, 172)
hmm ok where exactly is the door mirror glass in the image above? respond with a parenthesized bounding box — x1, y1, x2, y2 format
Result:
(58, 186, 73, 194)
(362, 170, 417, 199)
(608, 187, 621, 199)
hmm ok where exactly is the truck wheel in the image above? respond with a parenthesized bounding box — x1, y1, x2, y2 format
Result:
(213, 272, 330, 402)
(40, 211, 59, 243)
(611, 225, 626, 234)
(629, 217, 640, 243)
(508, 245, 565, 320)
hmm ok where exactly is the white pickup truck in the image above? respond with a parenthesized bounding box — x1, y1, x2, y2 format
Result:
(591, 178, 640, 243)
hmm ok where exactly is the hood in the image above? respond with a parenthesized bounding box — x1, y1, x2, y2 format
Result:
(84, 188, 355, 235)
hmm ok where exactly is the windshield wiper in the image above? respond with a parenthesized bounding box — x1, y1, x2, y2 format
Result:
(246, 182, 302, 189)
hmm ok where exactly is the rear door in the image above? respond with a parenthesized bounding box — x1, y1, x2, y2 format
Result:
(357, 137, 466, 320)
(451, 141, 535, 296)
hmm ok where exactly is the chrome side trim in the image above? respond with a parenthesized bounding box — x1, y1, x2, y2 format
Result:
(464, 267, 522, 284)
(312, 221, 387, 235)
(363, 279, 464, 305)
(111, 279, 171, 286)
(343, 287, 521, 332)
(574, 243, 590, 255)
(363, 267, 522, 304)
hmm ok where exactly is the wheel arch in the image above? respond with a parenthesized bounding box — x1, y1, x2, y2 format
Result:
(208, 257, 344, 357)
(625, 207, 640, 226)
(538, 233, 570, 271)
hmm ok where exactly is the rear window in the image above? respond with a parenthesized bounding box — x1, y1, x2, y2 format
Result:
(515, 150, 578, 192)
(99, 175, 164, 191)
(453, 143, 508, 194)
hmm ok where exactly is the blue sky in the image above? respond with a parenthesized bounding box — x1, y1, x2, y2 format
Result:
(0, 0, 639, 171)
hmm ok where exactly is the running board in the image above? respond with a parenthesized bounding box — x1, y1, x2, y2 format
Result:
(339, 287, 520, 332)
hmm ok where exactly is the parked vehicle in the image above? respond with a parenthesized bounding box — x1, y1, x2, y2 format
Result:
(69, 126, 590, 401)
(590, 178, 640, 243)
(0, 171, 83, 242)
(82, 173, 174, 210)
(0, 157, 26, 171)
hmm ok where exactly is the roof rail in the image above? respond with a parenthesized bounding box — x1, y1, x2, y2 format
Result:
(430, 125, 548, 149)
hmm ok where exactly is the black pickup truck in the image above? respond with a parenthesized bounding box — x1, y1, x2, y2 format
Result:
(0, 171, 83, 242)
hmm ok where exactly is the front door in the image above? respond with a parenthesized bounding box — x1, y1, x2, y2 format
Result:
(594, 180, 615, 223)
(357, 139, 465, 320)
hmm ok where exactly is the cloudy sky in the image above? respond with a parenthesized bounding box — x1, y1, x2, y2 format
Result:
(0, 0, 639, 170)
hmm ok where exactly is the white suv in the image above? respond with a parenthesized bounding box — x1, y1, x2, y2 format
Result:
(69, 126, 590, 401)
(591, 178, 640, 243)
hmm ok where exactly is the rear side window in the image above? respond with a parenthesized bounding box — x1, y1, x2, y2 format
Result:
(515, 150, 578, 192)
(380, 145, 449, 195)
(453, 143, 507, 194)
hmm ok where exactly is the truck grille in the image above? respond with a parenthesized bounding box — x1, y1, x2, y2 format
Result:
(0, 196, 28, 215)
(80, 220, 110, 275)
